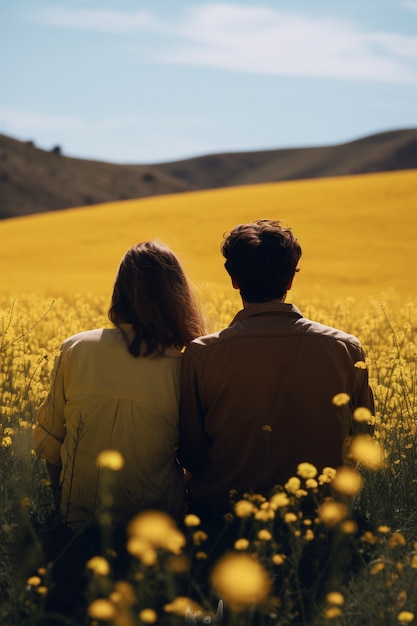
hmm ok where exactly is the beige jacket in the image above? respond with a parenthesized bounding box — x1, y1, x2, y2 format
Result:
(179, 301, 374, 512)
(34, 327, 184, 527)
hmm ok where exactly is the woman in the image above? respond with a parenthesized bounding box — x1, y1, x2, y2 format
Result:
(34, 241, 205, 529)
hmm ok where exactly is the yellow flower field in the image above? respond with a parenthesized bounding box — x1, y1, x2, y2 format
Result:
(1, 170, 417, 625)
(1, 169, 416, 302)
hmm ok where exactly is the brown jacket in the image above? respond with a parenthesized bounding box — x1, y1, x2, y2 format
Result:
(179, 300, 374, 512)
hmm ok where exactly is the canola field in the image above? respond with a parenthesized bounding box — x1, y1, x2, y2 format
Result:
(1, 170, 417, 625)
(0, 169, 416, 302)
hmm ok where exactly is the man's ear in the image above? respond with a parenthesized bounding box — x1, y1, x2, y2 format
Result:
(286, 276, 294, 291)
(232, 277, 239, 290)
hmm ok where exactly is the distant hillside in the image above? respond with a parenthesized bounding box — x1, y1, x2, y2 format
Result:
(153, 128, 417, 189)
(0, 134, 189, 219)
(0, 128, 416, 219)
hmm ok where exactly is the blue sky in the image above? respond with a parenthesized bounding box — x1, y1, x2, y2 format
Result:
(2, 0, 416, 163)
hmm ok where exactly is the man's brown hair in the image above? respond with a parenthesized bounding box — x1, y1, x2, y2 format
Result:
(221, 219, 302, 302)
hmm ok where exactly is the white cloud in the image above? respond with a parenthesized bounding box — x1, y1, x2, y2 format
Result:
(28, 3, 417, 83)
(404, 1, 417, 13)
(32, 6, 154, 34)
(166, 4, 417, 83)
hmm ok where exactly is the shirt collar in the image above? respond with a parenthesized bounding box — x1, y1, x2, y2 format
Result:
(231, 300, 303, 324)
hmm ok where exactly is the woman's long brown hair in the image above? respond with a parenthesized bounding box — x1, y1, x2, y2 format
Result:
(108, 241, 205, 357)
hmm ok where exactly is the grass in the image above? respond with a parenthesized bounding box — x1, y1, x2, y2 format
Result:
(1, 288, 416, 625)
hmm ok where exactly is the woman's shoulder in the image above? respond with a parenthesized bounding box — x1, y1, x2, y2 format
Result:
(61, 328, 108, 349)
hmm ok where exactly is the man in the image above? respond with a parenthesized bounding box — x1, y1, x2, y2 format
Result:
(179, 219, 374, 516)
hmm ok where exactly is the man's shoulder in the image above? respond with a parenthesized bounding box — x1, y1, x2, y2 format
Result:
(296, 317, 362, 348)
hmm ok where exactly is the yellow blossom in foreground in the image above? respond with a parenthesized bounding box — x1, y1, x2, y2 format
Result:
(341, 520, 358, 534)
(306, 478, 318, 489)
(96, 449, 124, 470)
(371, 561, 386, 575)
(110, 581, 137, 607)
(164, 596, 203, 617)
(318, 501, 348, 527)
(332, 466, 363, 496)
(297, 462, 318, 479)
(86, 556, 110, 576)
(389, 532, 407, 548)
(128, 510, 185, 554)
(258, 529, 272, 541)
(326, 592, 345, 606)
(270, 492, 290, 508)
(397, 611, 415, 623)
(184, 514, 201, 527)
(285, 476, 301, 494)
(318, 467, 337, 484)
(234, 499, 256, 517)
(326, 606, 343, 619)
(254, 507, 275, 522)
(349, 435, 384, 470)
(354, 360, 367, 369)
(332, 393, 350, 406)
(193, 530, 208, 546)
(211, 554, 271, 610)
(234, 538, 250, 550)
(377, 525, 391, 534)
(139, 608, 158, 623)
(87, 599, 117, 621)
(272, 554, 286, 565)
(353, 407, 373, 423)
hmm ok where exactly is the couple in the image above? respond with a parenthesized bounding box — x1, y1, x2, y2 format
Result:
(34, 219, 374, 534)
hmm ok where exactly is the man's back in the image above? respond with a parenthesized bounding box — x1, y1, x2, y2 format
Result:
(179, 300, 374, 513)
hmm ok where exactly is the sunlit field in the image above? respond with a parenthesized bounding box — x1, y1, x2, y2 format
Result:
(1, 170, 416, 302)
(1, 171, 417, 625)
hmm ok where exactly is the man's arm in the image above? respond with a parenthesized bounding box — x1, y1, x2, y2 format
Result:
(178, 348, 210, 472)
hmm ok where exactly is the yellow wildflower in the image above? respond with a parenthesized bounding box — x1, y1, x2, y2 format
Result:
(192, 530, 208, 546)
(139, 608, 158, 624)
(354, 361, 367, 369)
(96, 449, 124, 470)
(27, 576, 41, 587)
(297, 462, 318, 478)
(284, 512, 298, 524)
(270, 492, 290, 508)
(353, 407, 373, 423)
(349, 435, 384, 470)
(234, 538, 250, 550)
(272, 554, 286, 565)
(184, 514, 201, 527)
(234, 499, 256, 517)
(389, 532, 406, 548)
(332, 393, 350, 406)
(318, 501, 348, 527)
(325, 606, 342, 619)
(285, 476, 301, 494)
(164, 596, 203, 616)
(258, 529, 272, 541)
(210, 553, 271, 610)
(86, 556, 110, 576)
(371, 561, 385, 575)
(87, 599, 117, 621)
(326, 592, 345, 606)
(332, 466, 363, 496)
(397, 612, 415, 623)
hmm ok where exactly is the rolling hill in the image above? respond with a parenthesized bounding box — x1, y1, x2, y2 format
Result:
(0, 128, 416, 219)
